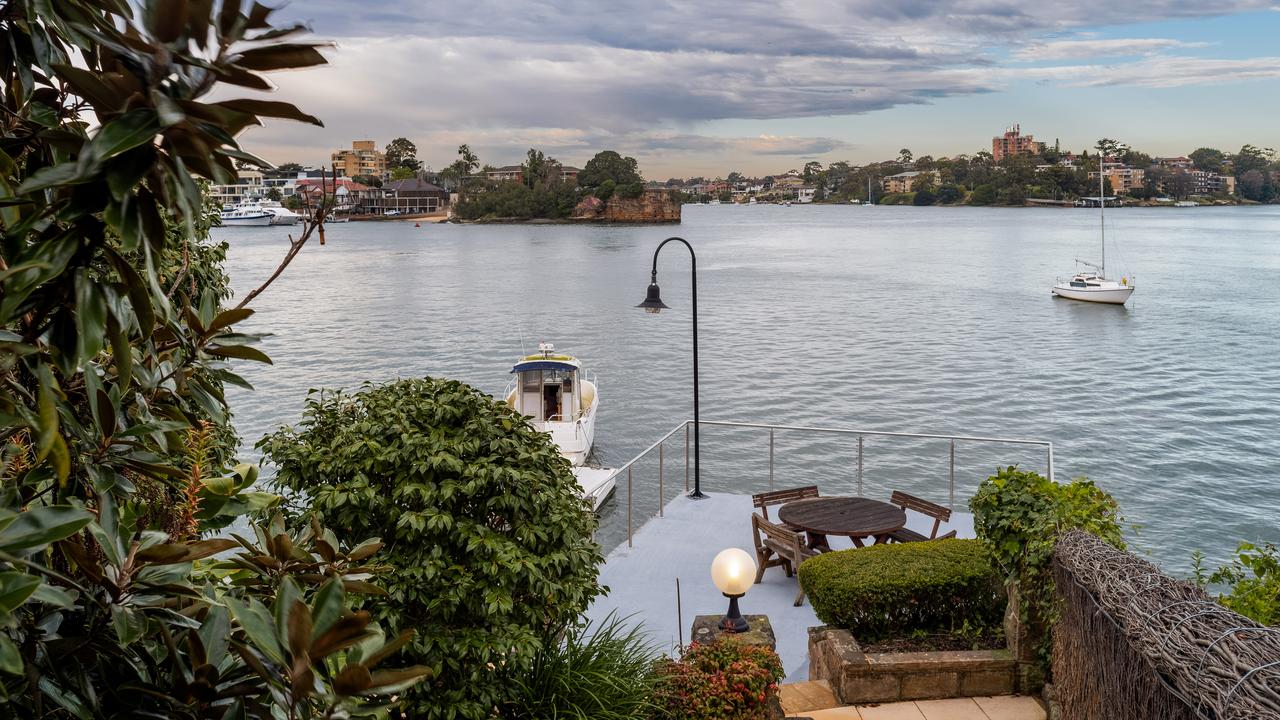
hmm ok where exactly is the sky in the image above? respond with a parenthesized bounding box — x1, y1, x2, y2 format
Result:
(236, 1, 1280, 178)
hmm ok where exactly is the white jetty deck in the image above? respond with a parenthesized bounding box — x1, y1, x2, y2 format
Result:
(587, 492, 976, 682)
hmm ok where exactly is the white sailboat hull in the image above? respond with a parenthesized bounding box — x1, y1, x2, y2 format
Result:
(1052, 283, 1134, 304)
(219, 214, 272, 226)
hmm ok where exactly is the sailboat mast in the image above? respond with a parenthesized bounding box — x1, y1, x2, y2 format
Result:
(1099, 155, 1105, 277)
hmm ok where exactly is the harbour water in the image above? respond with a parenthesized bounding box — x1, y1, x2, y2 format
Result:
(220, 204, 1280, 572)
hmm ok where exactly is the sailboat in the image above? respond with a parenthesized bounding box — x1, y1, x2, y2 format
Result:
(1051, 167, 1135, 305)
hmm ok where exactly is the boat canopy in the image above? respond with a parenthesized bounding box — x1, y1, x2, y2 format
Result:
(511, 360, 579, 374)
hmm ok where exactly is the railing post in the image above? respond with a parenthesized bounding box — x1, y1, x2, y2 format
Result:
(768, 428, 775, 491)
(948, 439, 956, 510)
(684, 422, 690, 492)
(659, 441, 665, 518)
(627, 466, 633, 548)
(857, 435, 863, 497)
(1047, 445, 1055, 483)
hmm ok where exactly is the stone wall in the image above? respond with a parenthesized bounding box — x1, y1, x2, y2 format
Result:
(575, 189, 681, 223)
(808, 627, 1016, 705)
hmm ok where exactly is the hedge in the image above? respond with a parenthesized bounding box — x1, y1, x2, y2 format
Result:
(797, 539, 1004, 641)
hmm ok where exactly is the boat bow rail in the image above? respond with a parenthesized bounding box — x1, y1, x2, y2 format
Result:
(606, 419, 1055, 550)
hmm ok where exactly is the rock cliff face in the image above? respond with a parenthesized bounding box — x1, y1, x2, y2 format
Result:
(574, 189, 681, 223)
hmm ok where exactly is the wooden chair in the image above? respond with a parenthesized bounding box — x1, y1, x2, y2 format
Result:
(752, 514, 819, 606)
(887, 490, 958, 543)
(751, 485, 819, 530)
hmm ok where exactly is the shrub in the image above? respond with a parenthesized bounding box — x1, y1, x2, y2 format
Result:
(969, 183, 998, 205)
(1193, 542, 1280, 625)
(505, 613, 661, 719)
(617, 181, 645, 199)
(798, 539, 1004, 641)
(596, 178, 617, 200)
(651, 641, 784, 720)
(969, 466, 1125, 665)
(912, 188, 937, 206)
(879, 192, 914, 205)
(259, 378, 604, 719)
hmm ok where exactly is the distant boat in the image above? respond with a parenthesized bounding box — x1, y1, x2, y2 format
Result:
(1052, 172, 1135, 305)
(219, 204, 272, 226)
(1174, 200, 1198, 207)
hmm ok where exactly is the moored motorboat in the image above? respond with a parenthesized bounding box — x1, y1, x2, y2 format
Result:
(505, 343, 616, 510)
(219, 204, 272, 226)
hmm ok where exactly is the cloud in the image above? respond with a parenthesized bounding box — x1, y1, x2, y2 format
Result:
(1013, 38, 1211, 61)
(1010, 55, 1280, 88)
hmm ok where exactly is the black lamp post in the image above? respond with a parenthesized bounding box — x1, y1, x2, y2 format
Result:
(637, 236, 704, 499)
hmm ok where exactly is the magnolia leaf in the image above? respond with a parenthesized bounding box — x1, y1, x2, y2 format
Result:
(212, 99, 321, 127)
(333, 663, 372, 696)
(205, 344, 272, 364)
(0, 572, 41, 613)
(366, 666, 434, 694)
(136, 538, 237, 564)
(0, 506, 93, 555)
(0, 635, 21, 676)
(207, 307, 253, 333)
(233, 44, 328, 72)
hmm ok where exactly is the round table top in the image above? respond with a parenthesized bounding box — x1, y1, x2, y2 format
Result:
(777, 497, 907, 537)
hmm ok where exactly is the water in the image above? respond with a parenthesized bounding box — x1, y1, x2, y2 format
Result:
(219, 205, 1280, 572)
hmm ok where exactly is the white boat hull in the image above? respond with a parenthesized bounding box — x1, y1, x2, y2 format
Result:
(219, 215, 272, 226)
(573, 466, 617, 511)
(1051, 284, 1134, 304)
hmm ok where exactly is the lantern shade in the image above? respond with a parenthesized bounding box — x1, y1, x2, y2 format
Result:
(711, 548, 756, 596)
(636, 282, 668, 314)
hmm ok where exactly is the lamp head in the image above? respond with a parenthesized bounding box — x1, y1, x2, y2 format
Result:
(636, 277, 669, 314)
(711, 548, 756, 597)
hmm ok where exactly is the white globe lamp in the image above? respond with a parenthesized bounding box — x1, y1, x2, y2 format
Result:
(711, 547, 757, 633)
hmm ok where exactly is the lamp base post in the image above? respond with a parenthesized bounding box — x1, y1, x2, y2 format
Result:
(720, 593, 750, 633)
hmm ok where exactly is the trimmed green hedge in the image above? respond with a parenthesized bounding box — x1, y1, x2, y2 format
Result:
(797, 539, 1004, 641)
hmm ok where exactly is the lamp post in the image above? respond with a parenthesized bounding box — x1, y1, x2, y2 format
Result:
(711, 548, 757, 633)
(636, 237, 704, 499)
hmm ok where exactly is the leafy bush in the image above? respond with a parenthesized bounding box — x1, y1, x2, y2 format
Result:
(798, 539, 1004, 641)
(617, 181, 645, 199)
(969, 467, 1125, 664)
(1193, 542, 1280, 625)
(912, 188, 937, 206)
(651, 641, 784, 720)
(259, 378, 604, 718)
(879, 192, 914, 205)
(969, 183, 999, 205)
(455, 181, 581, 219)
(596, 178, 617, 200)
(505, 613, 661, 720)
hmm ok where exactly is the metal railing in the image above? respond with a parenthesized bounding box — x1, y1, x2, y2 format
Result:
(609, 419, 1055, 549)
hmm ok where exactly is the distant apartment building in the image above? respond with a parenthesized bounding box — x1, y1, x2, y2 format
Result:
(992, 124, 1046, 162)
(1089, 163, 1146, 194)
(484, 164, 582, 184)
(331, 140, 387, 179)
(210, 169, 264, 206)
(1156, 156, 1193, 170)
(262, 168, 328, 198)
(881, 170, 940, 194)
(1189, 170, 1235, 195)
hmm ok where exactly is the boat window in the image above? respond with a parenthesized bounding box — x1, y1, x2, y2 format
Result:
(1086, 283, 1101, 287)
(521, 372, 540, 392)
(1071, 280, 1087, 288)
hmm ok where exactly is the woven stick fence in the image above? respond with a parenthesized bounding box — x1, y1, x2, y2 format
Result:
(1053, 530, 1280, 720)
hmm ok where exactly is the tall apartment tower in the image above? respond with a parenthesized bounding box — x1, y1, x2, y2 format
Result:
(992, 125, 1045, 162)
(331, 140, 387, 178)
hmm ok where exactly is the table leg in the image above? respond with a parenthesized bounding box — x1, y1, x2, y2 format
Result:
(850, 536, 866, 549)
(808, 532, 830, 552)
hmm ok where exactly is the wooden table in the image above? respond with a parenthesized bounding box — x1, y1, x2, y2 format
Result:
(777, 497, 907, 549)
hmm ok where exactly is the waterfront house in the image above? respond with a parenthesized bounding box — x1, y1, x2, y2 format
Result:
(210, 169, 264, 207)
(295, 178, 375, 213)
(881, 170, 940, 194)
(367, 178, 449, 214)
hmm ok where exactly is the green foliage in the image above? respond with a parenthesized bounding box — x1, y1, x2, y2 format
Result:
(258, 378, 605, 719)
(578, 150, 643, 188)
(386, 137, 421, 170)
(0, 1, 365, 714)
(455, 181, 582, 220)
(390, 166, 416, 181)
(969, 467, 1125, 665)
(651, 641, 784, 720)
(912, 188, 937, 206)
(936, 184, 964, 204)
(879, 192, 914, 205)
(617, 182, 645, 199)
(798, 539, 1004, 641)
(0, 504, 430, 718)
(1192, 542, 1280, 626)
(596, 179, 617, 200)
(505, 612, 661, 720)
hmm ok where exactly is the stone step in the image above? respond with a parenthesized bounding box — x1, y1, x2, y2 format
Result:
(779, 679, 839, 714)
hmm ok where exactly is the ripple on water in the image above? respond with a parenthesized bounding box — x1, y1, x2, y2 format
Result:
(220, 206, 1280, 572)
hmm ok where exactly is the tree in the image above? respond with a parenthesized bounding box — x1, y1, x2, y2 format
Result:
(456, 144, 480, 175)
(1232, 145, 1272, 177)
(727, 171, 744, 184)
(0, 2, 427, 716)
(912, 187, 937, 206)
(936, 184, 963, 204)
(385, 137, 421, 170)
(969, 184, 999, 205)
(1189, 147, 1225, 173)
(266, 187, 284, 201)
(898, 148, 914, 164)
(578, 150, 642, 189)
(260, 378, 603, 718)
(390, 166, 416, 181)
(352, 174, 383, 188)
(802, 161, 823, 182)
(276, 162, 305, 173)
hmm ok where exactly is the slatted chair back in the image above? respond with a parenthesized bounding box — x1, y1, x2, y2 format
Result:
(889, 490, 952, 540)
(751, 513, 818, 606)
(751, 485, 819, 521)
